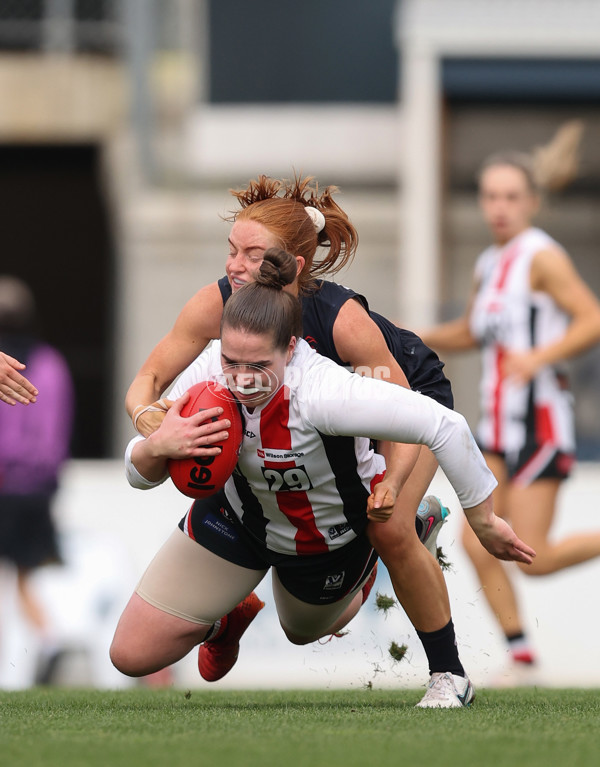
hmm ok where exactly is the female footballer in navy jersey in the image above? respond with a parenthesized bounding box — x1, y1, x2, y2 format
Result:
(114, 249, 535, 708)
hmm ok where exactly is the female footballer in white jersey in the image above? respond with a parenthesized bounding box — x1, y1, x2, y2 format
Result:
(421, 122, 600, 677)
(112, 249, 534, 707)
(126, 173, 471, 705)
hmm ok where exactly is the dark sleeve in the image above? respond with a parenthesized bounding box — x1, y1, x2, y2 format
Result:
(301, 282, 453, 407)
(300, 281, 369, 367)
(369, 311, 454, 409)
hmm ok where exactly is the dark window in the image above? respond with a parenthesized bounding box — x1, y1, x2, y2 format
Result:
(208, 0, 398, 103)
(0, 144, 115, 457)
(443, 58, 600, 102)
(0, 0, 120, 53)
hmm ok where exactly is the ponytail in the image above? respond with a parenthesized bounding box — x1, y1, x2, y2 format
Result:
(227, 174, 358, 291)
(478, 120, 585, 195)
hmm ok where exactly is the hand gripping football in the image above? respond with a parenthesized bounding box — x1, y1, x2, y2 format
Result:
(168, 381, 243, 499)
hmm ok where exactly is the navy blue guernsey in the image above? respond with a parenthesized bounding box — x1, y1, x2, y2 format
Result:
(217, 276, 453, 408)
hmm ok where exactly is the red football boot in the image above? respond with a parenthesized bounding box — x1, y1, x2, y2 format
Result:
(198, 592, 265, 682)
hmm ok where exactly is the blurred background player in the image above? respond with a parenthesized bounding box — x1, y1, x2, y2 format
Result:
(420, 122, 600, 680)
(0, 276, 74, 681)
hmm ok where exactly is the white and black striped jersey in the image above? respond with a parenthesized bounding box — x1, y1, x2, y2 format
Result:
(126, 340, 497, 556)
(469, 227, 575, 459)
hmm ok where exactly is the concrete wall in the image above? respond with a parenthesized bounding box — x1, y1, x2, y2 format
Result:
(0, 55, 126, 139)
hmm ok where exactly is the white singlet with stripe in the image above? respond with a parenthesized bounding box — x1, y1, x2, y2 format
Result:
(126, 339, 497, 556)
(469, 226, 575, 462)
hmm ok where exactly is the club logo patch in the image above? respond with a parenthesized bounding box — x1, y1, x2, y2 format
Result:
(328, 523, 351, 540)
(324, 572, 345, 590)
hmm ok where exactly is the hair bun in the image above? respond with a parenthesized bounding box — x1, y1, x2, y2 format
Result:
(257, 248, 297, 290)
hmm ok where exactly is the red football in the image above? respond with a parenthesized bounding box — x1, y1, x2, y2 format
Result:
(168, 380, 243, 499)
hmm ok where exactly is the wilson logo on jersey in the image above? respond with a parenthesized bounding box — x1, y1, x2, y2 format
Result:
(324, 572, 345, 590)
(259, 449, 305, 460)
(261, 465, 313, 492)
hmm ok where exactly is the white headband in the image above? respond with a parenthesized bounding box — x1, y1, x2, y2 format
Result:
(305, 206, 326, 234)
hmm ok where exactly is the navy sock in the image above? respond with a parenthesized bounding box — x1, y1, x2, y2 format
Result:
(416, 619, 465, 677)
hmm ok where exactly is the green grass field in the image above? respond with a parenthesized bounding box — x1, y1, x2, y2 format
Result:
(1, 687, 599, 767)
